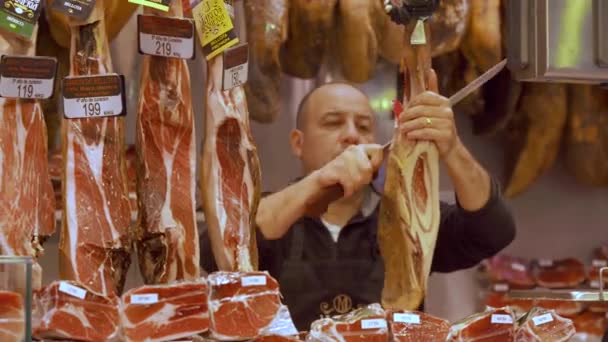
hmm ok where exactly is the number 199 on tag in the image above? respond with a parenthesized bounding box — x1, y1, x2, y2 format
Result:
(82, 102, 102, 117)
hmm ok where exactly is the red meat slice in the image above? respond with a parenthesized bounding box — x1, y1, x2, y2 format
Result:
(388, 310, 449, 341)
(447, 307, 516, 341)
(208, 271, 296, 340)
(481, 254, 536, 289)
(252, 335, 303, 341)
(0, 291, 24, 342)
(306, 303, 389, 342)
(120, 279, 209, 342)
(572, 311, 607, 337)
(32, 280, 120, 341)
(515, 307, 575, 341)
(533, 258, 586, 289)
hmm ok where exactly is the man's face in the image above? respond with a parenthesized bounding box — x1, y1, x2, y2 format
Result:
(292, 84, 376, 174)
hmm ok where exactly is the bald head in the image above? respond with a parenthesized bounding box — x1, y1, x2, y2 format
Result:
(290, 82, 377, 174)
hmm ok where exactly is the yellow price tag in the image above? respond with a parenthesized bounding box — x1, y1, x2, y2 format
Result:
(192, 0, 239, 60)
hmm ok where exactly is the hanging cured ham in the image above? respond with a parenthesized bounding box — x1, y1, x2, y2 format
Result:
(56, 1, 132, 296)
(0, 25, 55, 290)
(0, 291, 24, 342)
(378, 19, 440, 311)
(200, 18, 262, 273)
(243, 0, 288, 123)
(135, 1, 199, 285)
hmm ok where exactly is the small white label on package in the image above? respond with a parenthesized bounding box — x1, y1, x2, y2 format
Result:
(491, 314, 514, 324)
(222, 43, 248, 91)
(361, 319, 387, 329)
(538, 259, 554, 267)
(493, 283, 510, 292)
(533, 313, 554, 326)
(593, 259, 607, 268)
(131, 293, 159, 304)
(59, 282, 87, 299)
(393, 313, 421, 324)
(511, 262, 526, 272)
(241, 275, 267, 287)
(138, 15, 195, 59)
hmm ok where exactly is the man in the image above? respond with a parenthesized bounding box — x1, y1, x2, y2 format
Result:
(200, 81, 516, 331)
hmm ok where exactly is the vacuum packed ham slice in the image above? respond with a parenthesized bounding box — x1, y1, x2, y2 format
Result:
(0, 25, 55, 290)
(200, 42, 262, 273)
(306, 303, 389, 342)
(57, 2, 132, 296)
(378, 19, 440, 311)
(388, 310, 450, 341)
(533, 258, 586, 289)
(32, 280, 120, 341)
(0, 291, 24, 342)
(120, 279, 209, 342)
(515, 307, 576, 342)
(135, 1, 199, 285)
(208, 271, 297, 340)
(481, 254, 536, 289)
(447, 307, 516, 341)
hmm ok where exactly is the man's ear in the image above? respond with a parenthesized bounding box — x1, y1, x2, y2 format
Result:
(290, 129, 304, 159)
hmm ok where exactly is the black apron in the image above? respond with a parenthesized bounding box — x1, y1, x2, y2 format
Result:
(278, 222, 385, 331)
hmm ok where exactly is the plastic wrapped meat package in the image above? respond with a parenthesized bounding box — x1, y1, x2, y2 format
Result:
(388, 310, 450, 341)
(306, 303, 389, 342)
(515, 307, 576, 342)
(447, 306, 517, 341)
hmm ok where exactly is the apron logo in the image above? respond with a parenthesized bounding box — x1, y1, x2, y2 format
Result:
(320, 294, 353, 316)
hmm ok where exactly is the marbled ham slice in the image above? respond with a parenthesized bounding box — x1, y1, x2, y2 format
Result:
(135, 1, 199, 285)
(447, 307, 516, 341)
(378, 19, 440, 311)
(0, 25, 55, 290)
(306, 304, 388, 342)
(32, 280, 120, 341)
(0, 291, 24, 342)
(481, 254, 536, 289)
(533, 258, 586, 289)
(120, 279, 209, 342)
(572, 311, 607, 339)
(57, 2, 132, 297)
(515, 307, 575, 342)
(200, 31, 261, 273)
(208, 272, 296, 340)
(389, 310, 450, 341)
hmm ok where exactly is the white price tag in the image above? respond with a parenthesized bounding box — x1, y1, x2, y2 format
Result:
(222, 44, 248, 91)
(511, 263, 526, 272)
(59, 282, 87, 299)
(593, 259, 607, 268)
(538, 259, 554, 267)
(591, 280, 600, 288)
(241, 275, 267, 287)
(361, 319, 387, 330)
(62, 74, 125, 119)
(0, 56, 57, 99)
(138, 15, 195, 59)
(532, 313, 554, 326)
(393, 313, 420, 324)
(491, 314, 513, 324)
(493, 283, 510, 292)
(130, 293, 159, 304)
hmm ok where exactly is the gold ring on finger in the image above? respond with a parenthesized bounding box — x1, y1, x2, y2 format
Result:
(425, 117, 432, 126)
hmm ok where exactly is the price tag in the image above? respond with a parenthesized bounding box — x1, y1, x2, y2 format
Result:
(361, 319, 387, 330)
(130, 293, 159, 304)
(0, 0, 42, 38)
(137, 15, 195, 60)
(62, 74, 126, 119)
(129, 0, 171, 11)
(0, 55, 57, 99)
(222, 43, 248, 91)
(593, 259, 607, 268)
(191, 0, 239, 60)
(538, 259, 554, 267)
(532, 313, 554, 326)
(241, 275, 266, 287)
(491, 314, 513, 324)
(51, 0, 95, 20)
(591, 280, 600, 288)
(59, 282, 87, 299)
(493, 283, 510, 292)
(393, 313, 420, 324)
(511, 263, 526, 272)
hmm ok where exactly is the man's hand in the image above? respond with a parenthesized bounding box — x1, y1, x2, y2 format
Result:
(398, 91, 461, 159)
(312, 144, 384, 198)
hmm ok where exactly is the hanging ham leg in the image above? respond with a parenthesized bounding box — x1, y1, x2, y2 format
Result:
(200, 14, 262, 272)
(378, 19, 440, 311)
(135, 1, 199, 284)
(58, 2, 132, 296)
(0, 26, 56, 290)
